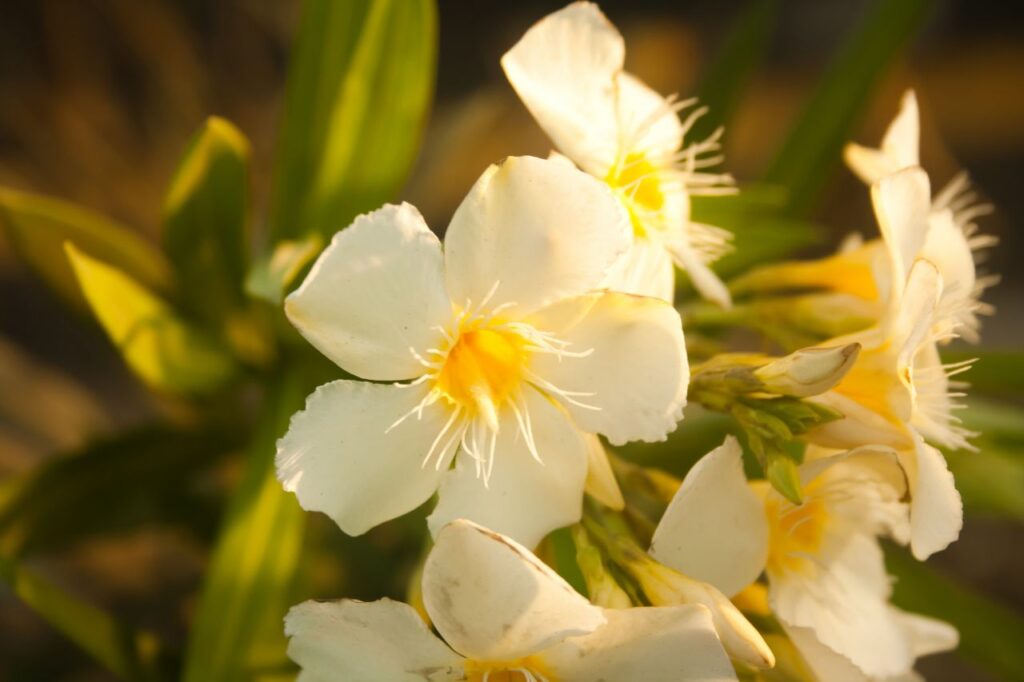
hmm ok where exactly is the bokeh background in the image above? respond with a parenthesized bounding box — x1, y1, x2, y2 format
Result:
(1, 1, 1021, 680)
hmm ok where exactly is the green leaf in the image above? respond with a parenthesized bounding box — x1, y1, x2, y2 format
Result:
(0, 186, 171, 308)
(0, 426, 237, 558)
(182, 372, 308, 682)
(765, 453, 802, 505)
(943, 349, 1024, 398)
(763, 0, 932, 215)
(65, 243, 236, 395)
(946, 444, 1024, 522)
(163, 116, 250, 322)
(887, 548, 1024, 680)
(270, 0, 438, 242)
(0, 554, 162, 681)
(245, 234, 323, 304)
(692, 0, 778, 142)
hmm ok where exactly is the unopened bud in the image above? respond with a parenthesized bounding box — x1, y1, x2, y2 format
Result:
(755, 344, 860, 398)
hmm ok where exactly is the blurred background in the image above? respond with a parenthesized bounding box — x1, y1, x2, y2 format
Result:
(1, 1, 1021, 680)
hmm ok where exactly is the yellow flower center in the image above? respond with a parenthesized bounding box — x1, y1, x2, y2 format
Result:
(605, 152, 665, 236)
(765, 484, 829, 576)
(436, 327, 529, 415)
(464, 656, 556, 682)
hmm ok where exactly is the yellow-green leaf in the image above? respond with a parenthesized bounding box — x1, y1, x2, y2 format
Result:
(0, 187, 170, 308)
(65, 243, 235, 394)
(270, 0, 438, 241)
(245, 233, 323, 304)
(163, 116, 251, 321)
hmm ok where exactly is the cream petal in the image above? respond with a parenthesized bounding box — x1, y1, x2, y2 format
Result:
(922, 209, 977, 338)
(605, 236, 676, 302)
(668, 234, 733, 308)
(910, 341, 972, 450)
(845, 90, 920, 185)
(444, 156, 631, 317)
(528, 292, 687, 446)
(650, 436, 768, 597)
(871, 167, 931, 303)
(583, 433, 625, 510)
(616, 72, 684, 162)
(845, 143, 902, 188)
(284, 599, 462, 682)
(427, 387, 589, 549)
(893, 608, 959, 658)
(501, 2, 624, 175)
(285, 203, 450, 381)
(889, 259, 941, 363)
(277, 380, 451, 536)
(901, 435, 963, 559)
(423, 519, 605, 662)
(807, 391, 913, 451)
(785, 624, 870, 682)
(542, 605, 736, 682)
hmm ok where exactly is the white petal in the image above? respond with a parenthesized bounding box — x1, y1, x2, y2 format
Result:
(423, 518, 605, 662)
(528, 292, 688, 445)
(616, 72, 684, 161)
(922, 209, 976, 337)
(871, 167, 931, 303)
(650, 436, 768, 597)
(771, 533, 913, 678)
(893, 608, 959, 658)
(672, 239, 733, 308)
(583, 433, 625, 510)
(785, 624, 870, 682)
(542, 605, 736, 682)
(284, 599, 462, 681)
(805, 390, 913, 451)
(845, 90, 920, 185)
(501, 2, 624, 175)
(285, 203, 450, 381)
(427, 387, 589, 548)
(605, 236, 676, 302)
(444, 156, 631, 317)
(887, 259, 941, 361)
(910, 341, 971, 450)
(277, 380, 450, 536)
(902, 435, 963, 559)
(845, 142, 901, 188)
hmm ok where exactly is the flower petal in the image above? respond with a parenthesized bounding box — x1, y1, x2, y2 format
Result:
(669, 235, 733, 308)
(427, 387, 589, 548)
(616, 72, 684, 162)
(528, 292, 687, 445)
(542, 605, 735, 682)
(871, 167, 931, 303)
(605, 235, 676, 302)
(284, 598, 462, 681)
(277, 380, 451, 536)
(845, 90, 920, 185)
(444, 156, 630, 317)
(285, 203, 450, 381)
(501, 2, 624, 175)
(901, 435, 963, 560)
(650, 436, 768, 597)
(583, 433, 625, 510)
(423, 518, 605, 662)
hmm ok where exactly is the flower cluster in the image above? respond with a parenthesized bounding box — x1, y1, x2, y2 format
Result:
(275, 3, 993, 680)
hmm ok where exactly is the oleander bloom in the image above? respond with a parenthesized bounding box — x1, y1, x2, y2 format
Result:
(285, 520, 737, 682)
(276, 155, 688, 548)
(649, 437, 956, 680)
(502, 2, 734, 306)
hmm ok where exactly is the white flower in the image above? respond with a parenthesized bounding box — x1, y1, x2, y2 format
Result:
(845, 90, 995, 342)
(650, 437, 956, 679)
(501, 1, 734, 306)
(284, 519, 738, 682)
(277, 155, 688, 548)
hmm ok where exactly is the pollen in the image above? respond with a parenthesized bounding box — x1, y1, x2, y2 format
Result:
(765, 488, 828, 576)
(606, 152, 665, 235)
(436, 327, 529, 414)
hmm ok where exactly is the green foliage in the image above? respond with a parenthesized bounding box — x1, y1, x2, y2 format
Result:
(888, 548, 1024, 681)
(764, 0, 933, 215)
(245, 234, 323, 304)
(270, 0, 438, 242)
(65, 243, 236, 395)
(0, 186, 171, 308)
(182, 373, 308, 682)
(0, 555, 162, 681)
(163, 117, 251, 323)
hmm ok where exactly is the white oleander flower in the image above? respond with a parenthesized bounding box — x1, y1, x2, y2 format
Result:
(277, 155, 688, 548)
(284, 520, 737, 682)
(502, 1, 733, 306)
(649, 437, 956, 680)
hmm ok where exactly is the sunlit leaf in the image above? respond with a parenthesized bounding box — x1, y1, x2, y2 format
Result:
(245, 233, 323, 304)
(182, 372, 307, 682)
(163, 116, 250, 322)
(763, 0, 932, 215)
(270, 0, 438, 242)
(887, 548, 1024, 681)
(0, 187, 170, 308)
(0, 426, 238, 558)
(0, 554, 162, 681)
(65, 243, 235, 395)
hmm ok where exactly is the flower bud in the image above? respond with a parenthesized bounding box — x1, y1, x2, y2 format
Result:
(755, 343, 860, 398)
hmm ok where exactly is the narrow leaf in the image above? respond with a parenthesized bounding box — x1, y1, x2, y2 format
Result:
(270, 0, 438, 241)
(182, 372, 307, 682)
(245, 234, 323, 304)
(0, 554, 161, 681)
(763, 0, 932, 215)
(65, 243, 235, 395)
(0, 187, 170, 308)
(163, 116, 251, 322)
